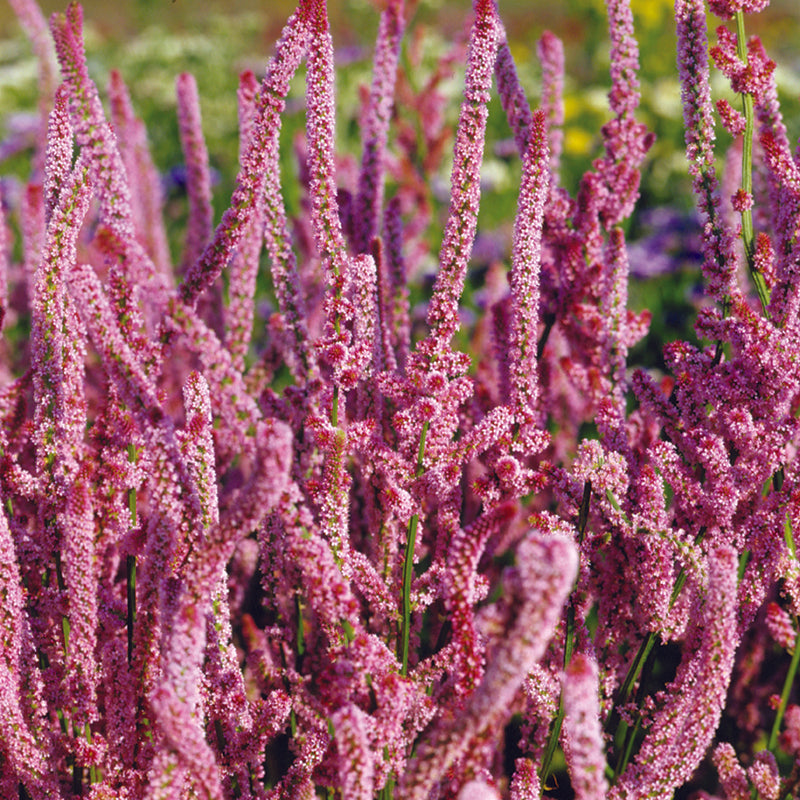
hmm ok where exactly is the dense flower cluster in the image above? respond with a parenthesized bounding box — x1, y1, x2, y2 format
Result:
(1, 0, 800, 797)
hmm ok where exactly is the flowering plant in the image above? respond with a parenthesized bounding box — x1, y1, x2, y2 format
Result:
(2, 0, 800, 797)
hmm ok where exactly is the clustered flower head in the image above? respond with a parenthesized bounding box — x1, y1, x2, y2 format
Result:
(1, 0, 800, 797)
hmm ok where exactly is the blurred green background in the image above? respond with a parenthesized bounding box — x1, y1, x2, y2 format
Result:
(1, 0, 799, 368)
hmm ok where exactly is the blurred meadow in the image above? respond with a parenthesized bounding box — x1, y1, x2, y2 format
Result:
(1, 0, 799, 371)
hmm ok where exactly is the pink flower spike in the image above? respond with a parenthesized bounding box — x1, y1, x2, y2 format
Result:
(400, 531, 577, 799)
(675, 0, 738, 301)
(352, 0, 405, 254)
(382, 196, 411, 369)
(747, 751, 780, 800)
(537, 31, 565, 180)
(43, 84, 73, 226)
(150, 591, 224, 800)
(458, 780, 501, 800)
(494, 16, 534, 158)
(712, 742, 749, 800)
(605, 0, 641, 118)
(611, 546, 740, 799)
(510, 758, 542, 800)
(180, 6, 309, 306)
(303, 0, 350, 287)
(0, 505, 59, 798)
(63, 479, 99, 728)
(181, 371, 218, 533)
(176, 72, 214, 272)
(509, 109, 549, 426)
(8, 0, 58, 168)
(562, 654, 608, 800)
(426, 0, 499, 354)
(225, 70, 264, 371)
(108, 69, 172, 276)
(32, 153, 91, 509)
(50, 4, 158, 287)
(67, 261, 164, 429)
(330, 704, 374, 800)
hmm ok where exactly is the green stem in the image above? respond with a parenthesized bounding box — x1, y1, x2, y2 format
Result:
(400, 421, 428, 677)
(539, 483, 591, 786)
(735, 10, 771, 317)
(607, 528, 707, 774)
(767, 619, 800, 752)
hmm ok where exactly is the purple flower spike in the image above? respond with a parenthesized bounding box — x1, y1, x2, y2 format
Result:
(426, 0, 499, 356)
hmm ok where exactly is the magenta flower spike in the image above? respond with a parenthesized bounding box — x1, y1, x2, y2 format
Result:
(352, 0, 405, 255)
(425, 0, 499, 356)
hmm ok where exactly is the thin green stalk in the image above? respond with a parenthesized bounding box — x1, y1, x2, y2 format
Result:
(539, 482, 591, 786)
(607, 528, 707, 777)
(735, 10, 771, 317)
(767, 620, 800, 752)
(400, 420, 428, 677)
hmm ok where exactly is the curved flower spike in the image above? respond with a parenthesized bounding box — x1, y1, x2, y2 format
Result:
(399, 532, 577, 799)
